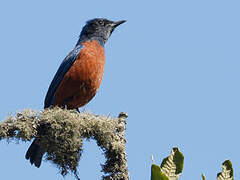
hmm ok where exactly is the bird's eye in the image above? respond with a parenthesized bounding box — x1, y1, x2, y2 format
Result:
(98, 20, 104, 25)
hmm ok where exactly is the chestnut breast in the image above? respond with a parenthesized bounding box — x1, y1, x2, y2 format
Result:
(54, 40, 105, 108)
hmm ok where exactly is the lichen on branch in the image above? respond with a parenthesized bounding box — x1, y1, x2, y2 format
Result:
(0, 108, 129, 180)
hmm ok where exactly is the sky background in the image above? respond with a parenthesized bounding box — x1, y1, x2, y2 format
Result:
(0, 0, 239, 179)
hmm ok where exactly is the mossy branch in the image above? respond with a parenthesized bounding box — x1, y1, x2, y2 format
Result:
(0, 108, 129, 180)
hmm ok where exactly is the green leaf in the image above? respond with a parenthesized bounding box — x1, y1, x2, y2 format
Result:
(217, 160, 233, 180)
(160, 147, 184, 180)
(151, 164, 169, 180)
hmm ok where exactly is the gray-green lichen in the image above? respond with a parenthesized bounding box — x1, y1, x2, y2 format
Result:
(0, 108, 129, 180)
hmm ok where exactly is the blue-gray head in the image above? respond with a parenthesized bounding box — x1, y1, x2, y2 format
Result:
(78, 18, 126, 46)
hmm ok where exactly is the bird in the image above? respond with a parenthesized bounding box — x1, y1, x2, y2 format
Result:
(25, 18, 126, 168)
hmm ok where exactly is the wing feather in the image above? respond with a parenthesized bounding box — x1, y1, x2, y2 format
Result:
(44, 45, 83, 108)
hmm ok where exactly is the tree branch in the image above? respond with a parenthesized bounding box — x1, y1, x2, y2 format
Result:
(0, 108, 129, 180)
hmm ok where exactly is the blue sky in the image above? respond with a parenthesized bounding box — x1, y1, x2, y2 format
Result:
(0, 0, 240, 179)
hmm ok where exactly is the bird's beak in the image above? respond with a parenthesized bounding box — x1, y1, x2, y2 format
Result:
(112, 20, 126, 28)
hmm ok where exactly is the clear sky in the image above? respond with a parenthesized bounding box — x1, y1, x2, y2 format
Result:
(0, 0, 239, 180)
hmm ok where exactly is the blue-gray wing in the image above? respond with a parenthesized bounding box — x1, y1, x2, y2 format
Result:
(44, 45, 83, 108)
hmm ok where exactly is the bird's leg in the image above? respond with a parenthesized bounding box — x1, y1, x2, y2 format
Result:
(63, 96, 74, 109)
(63, 96, 80, 113)
(63, 101, 68, 109)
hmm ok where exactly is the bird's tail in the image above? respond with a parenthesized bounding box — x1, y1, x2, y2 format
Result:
(25, 139, 44, 168)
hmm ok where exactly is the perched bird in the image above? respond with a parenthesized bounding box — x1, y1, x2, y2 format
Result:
(25, 18, 126, 168)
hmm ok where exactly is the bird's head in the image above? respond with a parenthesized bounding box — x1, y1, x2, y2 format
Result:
(78, 18, 126, 46)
